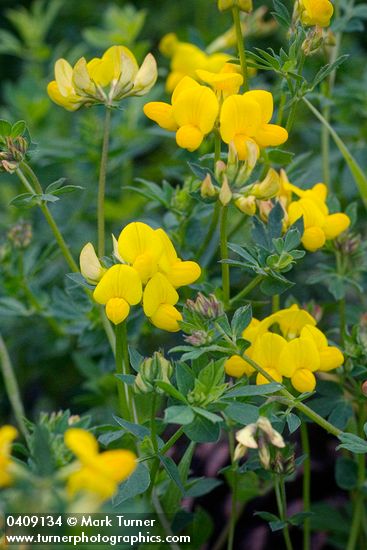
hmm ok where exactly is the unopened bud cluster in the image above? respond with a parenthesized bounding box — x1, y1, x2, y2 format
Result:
(0, 136, 28, 173)
(134, 352, 173, 394)
(186, 292, 223, 320)
(7, 221, 32, 249)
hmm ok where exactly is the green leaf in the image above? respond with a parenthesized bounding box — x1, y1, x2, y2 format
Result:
(185, 477, 222, 497)
(184, 415, 221, 443)
(162, 442, 195, 513)
(159, 455, 185, 495)
(286, 413, 301, 434)
(328, 401, 353, 430)
(0, 119, 12, 137)
(113, 416, 150, 440)
(113, 463, 150, 505)
(231, 304, 252, 339)
(335, 457, 358, 490)
(337, 433, 367, 454)
(11, 120, 26, 137)
(164, 405, 195, 425)
(267, 148, 294, 165)
(155, 381, 187, 403)
(192, 407, 223, 424)
(225, 383, 281, 397)
(9, 193, 38, 208)
(225, 403, 259, 424)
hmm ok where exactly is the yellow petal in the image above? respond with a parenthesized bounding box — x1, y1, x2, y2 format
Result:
(232, 135, 259, 161)
(117, 222, 163, 265)
(196, 68, 243, 94)
(323, 213, 350, 240)
(171, 75, 200, 103)
(300, 0, 334, 27)
(252, 332, 287, 372)
(302, 226, 326, 252)
(301, 324, 327, 350)
(291, 369, 316, 392)
(150, 303, 182, 332)
(279, 336, 320, 376)
(243, 90, 274, 124)
(319, 346, 344, 371)
(220, 95, 262, 143)
(166, 260, 201, 287)
(256, 368, 282, 385)
(47, 81, 82, 111)
(132, 53, 158, 96)
(93, 264, 142, 305)
(143, 273, 178, 317)
(73, 58, 95, 94)
(54, 59, 74, 96)
(143, 102, 178, 131)
(64, 428, 98, 462)
(67, 467, 116, 500)
(87, 55, 115, 87)
(176, 125, 204, 151)
(173, 86, 219, 134)
(0, 425, 18, 456)
(224, 355, 254, 377)
(242, 318, 261, 343)
(274, 305, 316, 339)
(288, 197, 325, 228)
(105, 297, 130, 325)
(96, 450, 137, 483)
(254, 124, 288, 148)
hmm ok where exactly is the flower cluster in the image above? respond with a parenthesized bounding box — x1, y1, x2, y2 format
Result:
(225, 304, 344, 392)
(0, 425, 17, 487)
(80, 222, 201, 332)
(280, 173, 351, 252)
(47, 45, 157, 111)
(144, 76, 288, 157)
(64, 428, 136, 500)
(159, 33, 230, 92)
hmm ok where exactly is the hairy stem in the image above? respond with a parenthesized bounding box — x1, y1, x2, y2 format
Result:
(232, 6, 248, 90)
(97, 107, 112, 258)
(115, 322, 133, 422)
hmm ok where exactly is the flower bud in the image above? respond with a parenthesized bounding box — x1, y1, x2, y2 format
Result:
(79, 243, 106, 284)
(134, 352, 173, 395)
(219, 176, 232, 206)
(186, 292, 224, 319)
(7, 221, 32, 249)
(251, 168, 280, 200)
(235, 195, 256, 215)
(200, 173, 217, 198)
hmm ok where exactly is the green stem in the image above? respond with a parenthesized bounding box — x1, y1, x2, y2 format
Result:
(0, 332, 29, 440)
(232, 6, 248, 90)
(160, 426, 185, 455)
(198, 203, 220, 261)
(227, 430, 238, 550)
(274, 475, 293, 550)
(115, 322, 132, 422)
(285, 54, 305, 132)
(97, 107, 112, 258)
(220, 205, 230, 308)
(300, 422, 311, 550)
(229, 274, 263, 307)
(16, 165, 78, 273)
(302, 97, 367, 209)
(215, 131, 221, 164)
(272, 294, 280, 314)
(347, 406, 366, 550)
(148, 393, 160, 496)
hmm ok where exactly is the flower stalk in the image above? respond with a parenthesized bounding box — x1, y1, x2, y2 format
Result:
(97, 107, 112, 258)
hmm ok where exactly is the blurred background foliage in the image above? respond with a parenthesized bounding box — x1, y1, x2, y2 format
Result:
(0, 0, 366, 430)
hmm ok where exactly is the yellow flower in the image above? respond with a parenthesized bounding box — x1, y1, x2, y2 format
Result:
(273, 304, 316, 339)
(288, 195, 350, 252)
(299, 0, 334, 27)
(251, 332, 286, 385)
(48, 45, 157, 110)
(220, 90, 288, 159)
(117, 222, 163, 284)
(196, 63, 243, 98)
(64, 428, 136, 500)
(301, 325, 344, 371)
(79, 243, 106, 284)
(164, 40, 230, 92)
(143, 273, 182, 332)
(0, 425, 17, 487)
(279, 336, 320, 392)
(93, 264, 142, 325)
(156, 228, 201, 287)
(144, 76, 219, 151)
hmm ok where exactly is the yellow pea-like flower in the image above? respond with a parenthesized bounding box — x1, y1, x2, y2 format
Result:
(301, 325, 344, 372)
(155, 228, 201, 288)
(251, 332, 286, 385)
(272, 304, 316, 340)
(196, 63, 244, 98)
(243, 90, 288, 148)
(0, 425, 17, 488)
(143, 273, 182, 332)
(93, 264, 142, 325)
(144, 76, 219, 152)
(117, 222, 163, 284)
(48, 45, 157, 110)
(279, 336, 320, 392)
(299, 0, 334, 28)
(64, 428, 136, 500)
